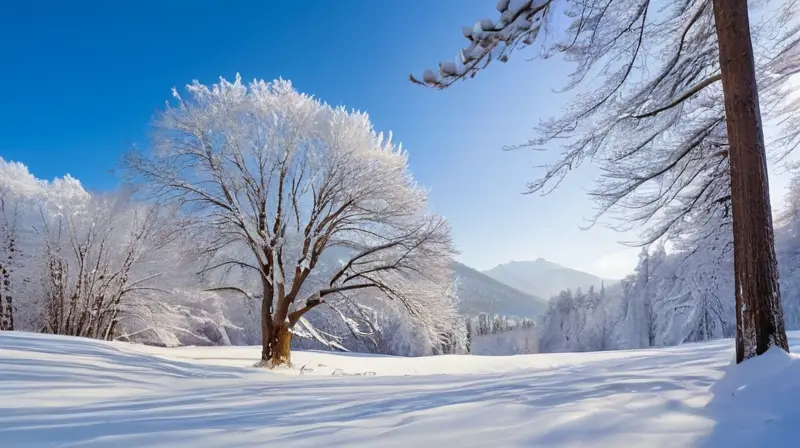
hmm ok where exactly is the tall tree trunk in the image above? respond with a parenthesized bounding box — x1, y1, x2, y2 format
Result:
(712, 0, 789, 363)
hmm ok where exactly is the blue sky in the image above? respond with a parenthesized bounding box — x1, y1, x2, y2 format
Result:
(10, 0, 780, 279)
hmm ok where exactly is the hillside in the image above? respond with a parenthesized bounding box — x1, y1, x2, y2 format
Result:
(453, 262, 548, 318)
(483, 258, 615, 299)
(3, 331, 800, 447)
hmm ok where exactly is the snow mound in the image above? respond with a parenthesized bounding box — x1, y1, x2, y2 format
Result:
(701, 347, 800, 447)
(3, 331, 800, 447)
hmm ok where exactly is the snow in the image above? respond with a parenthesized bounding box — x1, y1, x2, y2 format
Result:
(438, 61, 457, 76)
(3, 332, 800, 447)
(703, 347, 800, 446)
(421, 69, 438, 84)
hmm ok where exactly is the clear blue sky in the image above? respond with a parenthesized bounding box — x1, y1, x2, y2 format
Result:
(15, 0, 786, 279)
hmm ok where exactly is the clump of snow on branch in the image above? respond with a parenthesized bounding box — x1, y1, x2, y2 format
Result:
(411, 0, 553, 88)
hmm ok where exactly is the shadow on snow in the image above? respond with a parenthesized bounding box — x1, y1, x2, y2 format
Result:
(1, 332, 799, 446)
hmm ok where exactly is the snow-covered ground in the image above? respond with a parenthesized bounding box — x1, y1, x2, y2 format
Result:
(2, 332, 800, 447)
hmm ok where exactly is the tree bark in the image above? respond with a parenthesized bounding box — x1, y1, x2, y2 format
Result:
(258, 276, 295, 368)
(0, 262, 11, 331)
(270, 324, 293, 366)
(259, 323, 292, 367)
(259, 296, 273, 365)
(712, 0, 789, 363)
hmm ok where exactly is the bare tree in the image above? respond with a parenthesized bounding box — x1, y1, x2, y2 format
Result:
(0, 194, 18, 331)
(125, 76, 458, 367)
(411, 0, 797, 362)
(36, 195, 176, 340)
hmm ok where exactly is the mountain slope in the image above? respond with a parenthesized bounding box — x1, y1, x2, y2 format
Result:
(484, 258, 614, 299)
(454, 262, 547, 318)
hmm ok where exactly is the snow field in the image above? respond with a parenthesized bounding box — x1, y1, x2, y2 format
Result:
(2, 331, 800, 447)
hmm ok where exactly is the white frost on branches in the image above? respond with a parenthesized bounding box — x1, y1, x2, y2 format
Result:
(126, 75, 463, 362)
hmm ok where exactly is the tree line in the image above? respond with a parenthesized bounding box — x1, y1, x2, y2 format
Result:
(531, 173, 800, 353)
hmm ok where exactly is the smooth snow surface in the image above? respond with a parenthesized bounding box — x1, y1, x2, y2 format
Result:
(2, 332, 800, 447)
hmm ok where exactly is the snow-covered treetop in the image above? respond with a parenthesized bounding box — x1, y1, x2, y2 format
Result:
(0, 157, 90, 214)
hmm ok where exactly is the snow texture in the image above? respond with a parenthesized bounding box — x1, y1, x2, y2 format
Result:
(3, 330, 800, 447)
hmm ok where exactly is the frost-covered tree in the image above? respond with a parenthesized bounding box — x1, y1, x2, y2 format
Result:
(661, 200, 735, 344)
(0, 193, 18, 331)
(412, 0, 798, 363)
(0, 159, 182, 339)
(293, 280, 467, 357)
(468, 312, 534, 338)
(538, 289, 580, 352)
(623, 249, 652, 348)
(776, 174, 800, 329)
(34, 193, 180, 340)
(538, 210, 737, 353)
(125, 76, 459, 367)
(0, 159, 92, 332)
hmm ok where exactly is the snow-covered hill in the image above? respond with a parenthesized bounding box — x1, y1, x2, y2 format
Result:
(454, 262, 548, 318)
(2, 331, 799, 447)
(484, 258, 615, 299)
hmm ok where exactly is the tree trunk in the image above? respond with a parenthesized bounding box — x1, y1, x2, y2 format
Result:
(712, 0, 789, 363)
(259, 296, 272, 366)
(257, 277, 294, 368)
(270, 324, 292, 366)
(5, 295, 12, 331)
(106, 319, 119, 341)
(259, 322, 292, 367)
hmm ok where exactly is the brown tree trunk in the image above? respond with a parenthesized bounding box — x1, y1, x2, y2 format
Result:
(270, 324, 293, 366)
(258, 276, 295, 368)
(712, 0, 789, 363)
(259, 323, 293, 367)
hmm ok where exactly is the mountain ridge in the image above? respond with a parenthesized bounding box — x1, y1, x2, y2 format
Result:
(453, 262, 548, 318)
(482, 258, 616, 300)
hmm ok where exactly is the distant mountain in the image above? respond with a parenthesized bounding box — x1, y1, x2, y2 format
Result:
(453, 262, 548, 318)
(482, 258, 615, 299)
